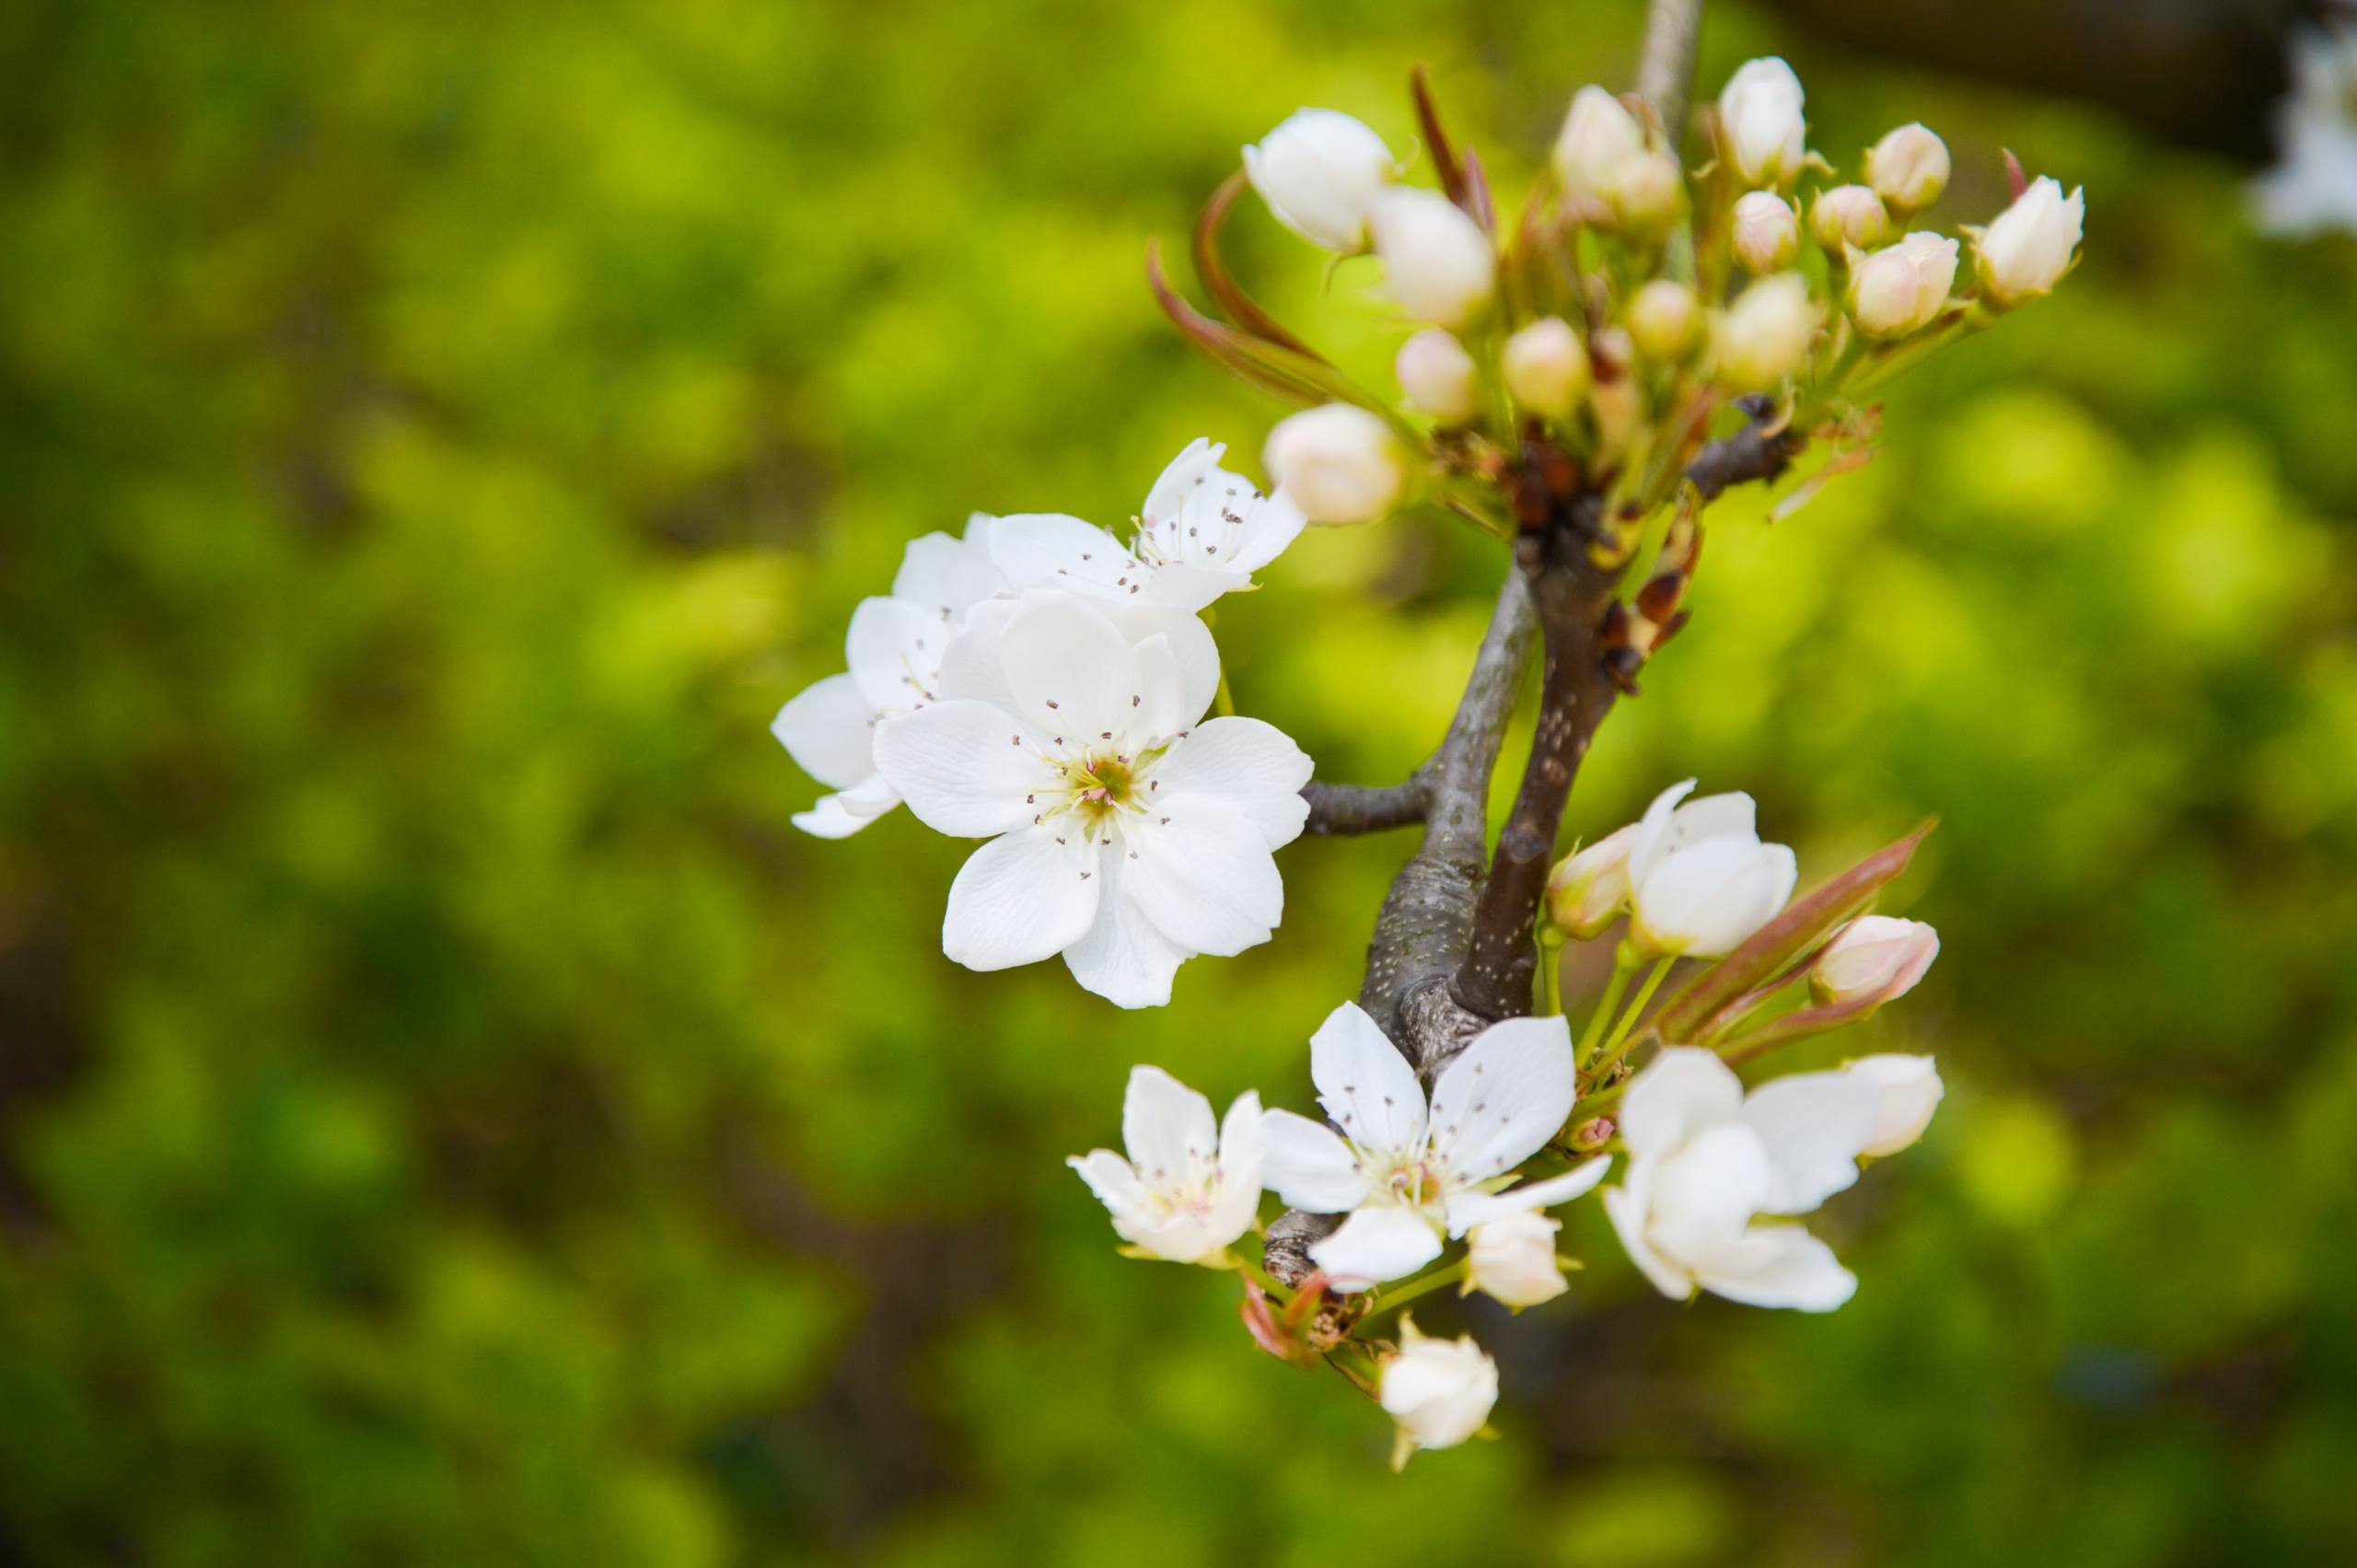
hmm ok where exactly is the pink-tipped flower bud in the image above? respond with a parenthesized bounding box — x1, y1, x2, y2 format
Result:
(1627, 280, 1703, 362)
(1864, 123, 1951, 215)
(1811, 915, 1940, 1006)
(1811, 183, 1890, 252)
(1733, 191, 1801, 273)
(1395, 329, 1480, 424)
(1502, 317, 1591, 417)
(1975, 175, 2084, 307)
(1847, 231, 1958, 339)
(1717, 56, 1807, 188)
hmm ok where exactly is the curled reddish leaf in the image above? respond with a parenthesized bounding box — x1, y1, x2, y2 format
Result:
(1193, 170, 1326, 361)
(1411, 63, 1470, 211)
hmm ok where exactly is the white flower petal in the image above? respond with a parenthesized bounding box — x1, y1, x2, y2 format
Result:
(1067, 1149, 1149, 1231)
(1142, 438, 1221, 530)
(1115, 608, 1221, 725)
(789, 773, 900, 840)
(1309, 1203, 1445, 1292)
(1446, 1156, 1610, 1235)
(890, 516, 1004, 615)
(1121, 1065, 1219, 1191)
(1625, 777, 1699, 885)
(1307, 1001, 1426, 1155)
(1605, 1177, 1696, 1300)
(1846, 1053, 1945, 1156)
(1147, 717, 1313, 849)
(1619, 1047, 1745, 1158)
(1060, 858, 1191, 1009)
(1124, 796, 1283, 956)
(1691, 1225, 1856, 1311)
(1129, 633, 1197, 740)
(1427, 1014, 1577, 1183)
(1208, 1090, 1267, 1242)
(986, 512, 1132, 597)
(1260, 1108, 1370, 1212)
(772, 672, 876, 790)
(1647, 1124, 1777, 1262)
(871, 700, 1039, 837)
(845, 596, 945, 713)
(940, 825, 1103, 971)
(998, 595, 1141, 738)
(1739, 1068, 1884, 1214)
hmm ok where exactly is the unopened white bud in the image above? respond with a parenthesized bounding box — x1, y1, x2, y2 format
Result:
(1263, 403, 1407, 526)
(1502, 317, 1591, 417)
(1379, 1316, 1497, 1466)
(1712, 273, 1818, 391)
(1395, 329, 1481, 423)
(1864, 123, 1950, 215)
(1466, 1213, 1570, 1309)
(1546, 824, 1636, 938)
(1242, 109, 1399, 252)
(1627, 280, 1702, 361)
(1847, 231, 1958, 339)
(1811, 184, 1890, 251)
(1733, 191, 1800, 273)
(1370, 187, 1496, 329)
(1717, 56, 1807, 188)
(1811, 915, 1940, 1006)
(1975, 175, 2084, 307)
(1553, 86, 1648, 200)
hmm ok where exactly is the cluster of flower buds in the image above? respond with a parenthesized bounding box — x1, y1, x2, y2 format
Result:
(1201, 57, 2084, 547)
(1067, 775, 1945, 1462)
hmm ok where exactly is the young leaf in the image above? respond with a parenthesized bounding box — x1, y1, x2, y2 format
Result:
(1411, 63, 1470, 211)
(1193, 170, 1327, 361)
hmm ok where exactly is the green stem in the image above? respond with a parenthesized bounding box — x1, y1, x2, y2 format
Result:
(1236, 1252, 1291, 1305)
(1576, 941, 1641, 1067)
(1364, 1259, 1469, 1320)
(1595, 955, 1676, 1069)
(1213, 668, 1237, 718)
(1538, 923, 1568, 1017)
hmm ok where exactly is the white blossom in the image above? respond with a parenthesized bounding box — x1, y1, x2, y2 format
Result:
(1717, 57, 1808, 187)
(1260, 1002, 1591, 1290)
(1068, 1066, 1264, 1263)
(1553, 86, 1649, 202)
(1603, 1047, 1887, 1310)
(1502, 316, 1592, 417)
(988, 438, 1306, 613)
(1244, 109, 1399, 253)
(1732, 191, 1800, 273)
(1812, 915, 1940, 1006)
(1864, 123, 1950, 215)
(1626, 779, 1798, 958)
(2251, 24, 2357, 238)
(1844, 1053, 1945, 1156)
(772, 514, 1006, 838)
(1379, 1316, 1498, 1465)
(1975, 176, 2084, 307)
(1396, 329, 1481, 423)
(1263, 404, 1408, 525)
(1464, 1211, 1571, 1309)
(872, 592, 1310, 1008)
(1848, 231, 1958, 339)
(1369, 187, 1496, 329)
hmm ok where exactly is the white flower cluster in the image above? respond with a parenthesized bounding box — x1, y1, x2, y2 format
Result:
(1234, 57, 2084, 525)
(772, 440, 1316, 1007)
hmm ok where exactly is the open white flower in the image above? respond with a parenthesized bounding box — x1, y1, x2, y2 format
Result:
(1604, 1048, 1885, 1311)
(987, 438, 1306, 613)
(1260, 1002, 1586, 1290)
(1626, 779, 1797, 958)
(872, 592, 1310, 1008)
(772, 514, 1007, 838)
(1380, 1316, 1498, 1466)
(1068, 1066, 1264, 1264)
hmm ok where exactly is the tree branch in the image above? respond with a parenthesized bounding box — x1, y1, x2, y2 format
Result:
(1634, 0, 1706, 133)
(1300, 780, 1428, 836)
(1686, 401, 1804, 501)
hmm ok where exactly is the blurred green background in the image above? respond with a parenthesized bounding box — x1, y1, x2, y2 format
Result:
(5, 0, 2355, 1562)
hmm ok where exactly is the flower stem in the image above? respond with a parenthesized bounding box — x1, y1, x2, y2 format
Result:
(1237, 1252, 1292, 1305)
(1595, 955, 1676, 1071)
(1576, 941, 1641, 1067)
(1213, 668, 1237, 717)
(1537, 922, 1568, 1017)
(1363, 1258, 1469, 1321)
